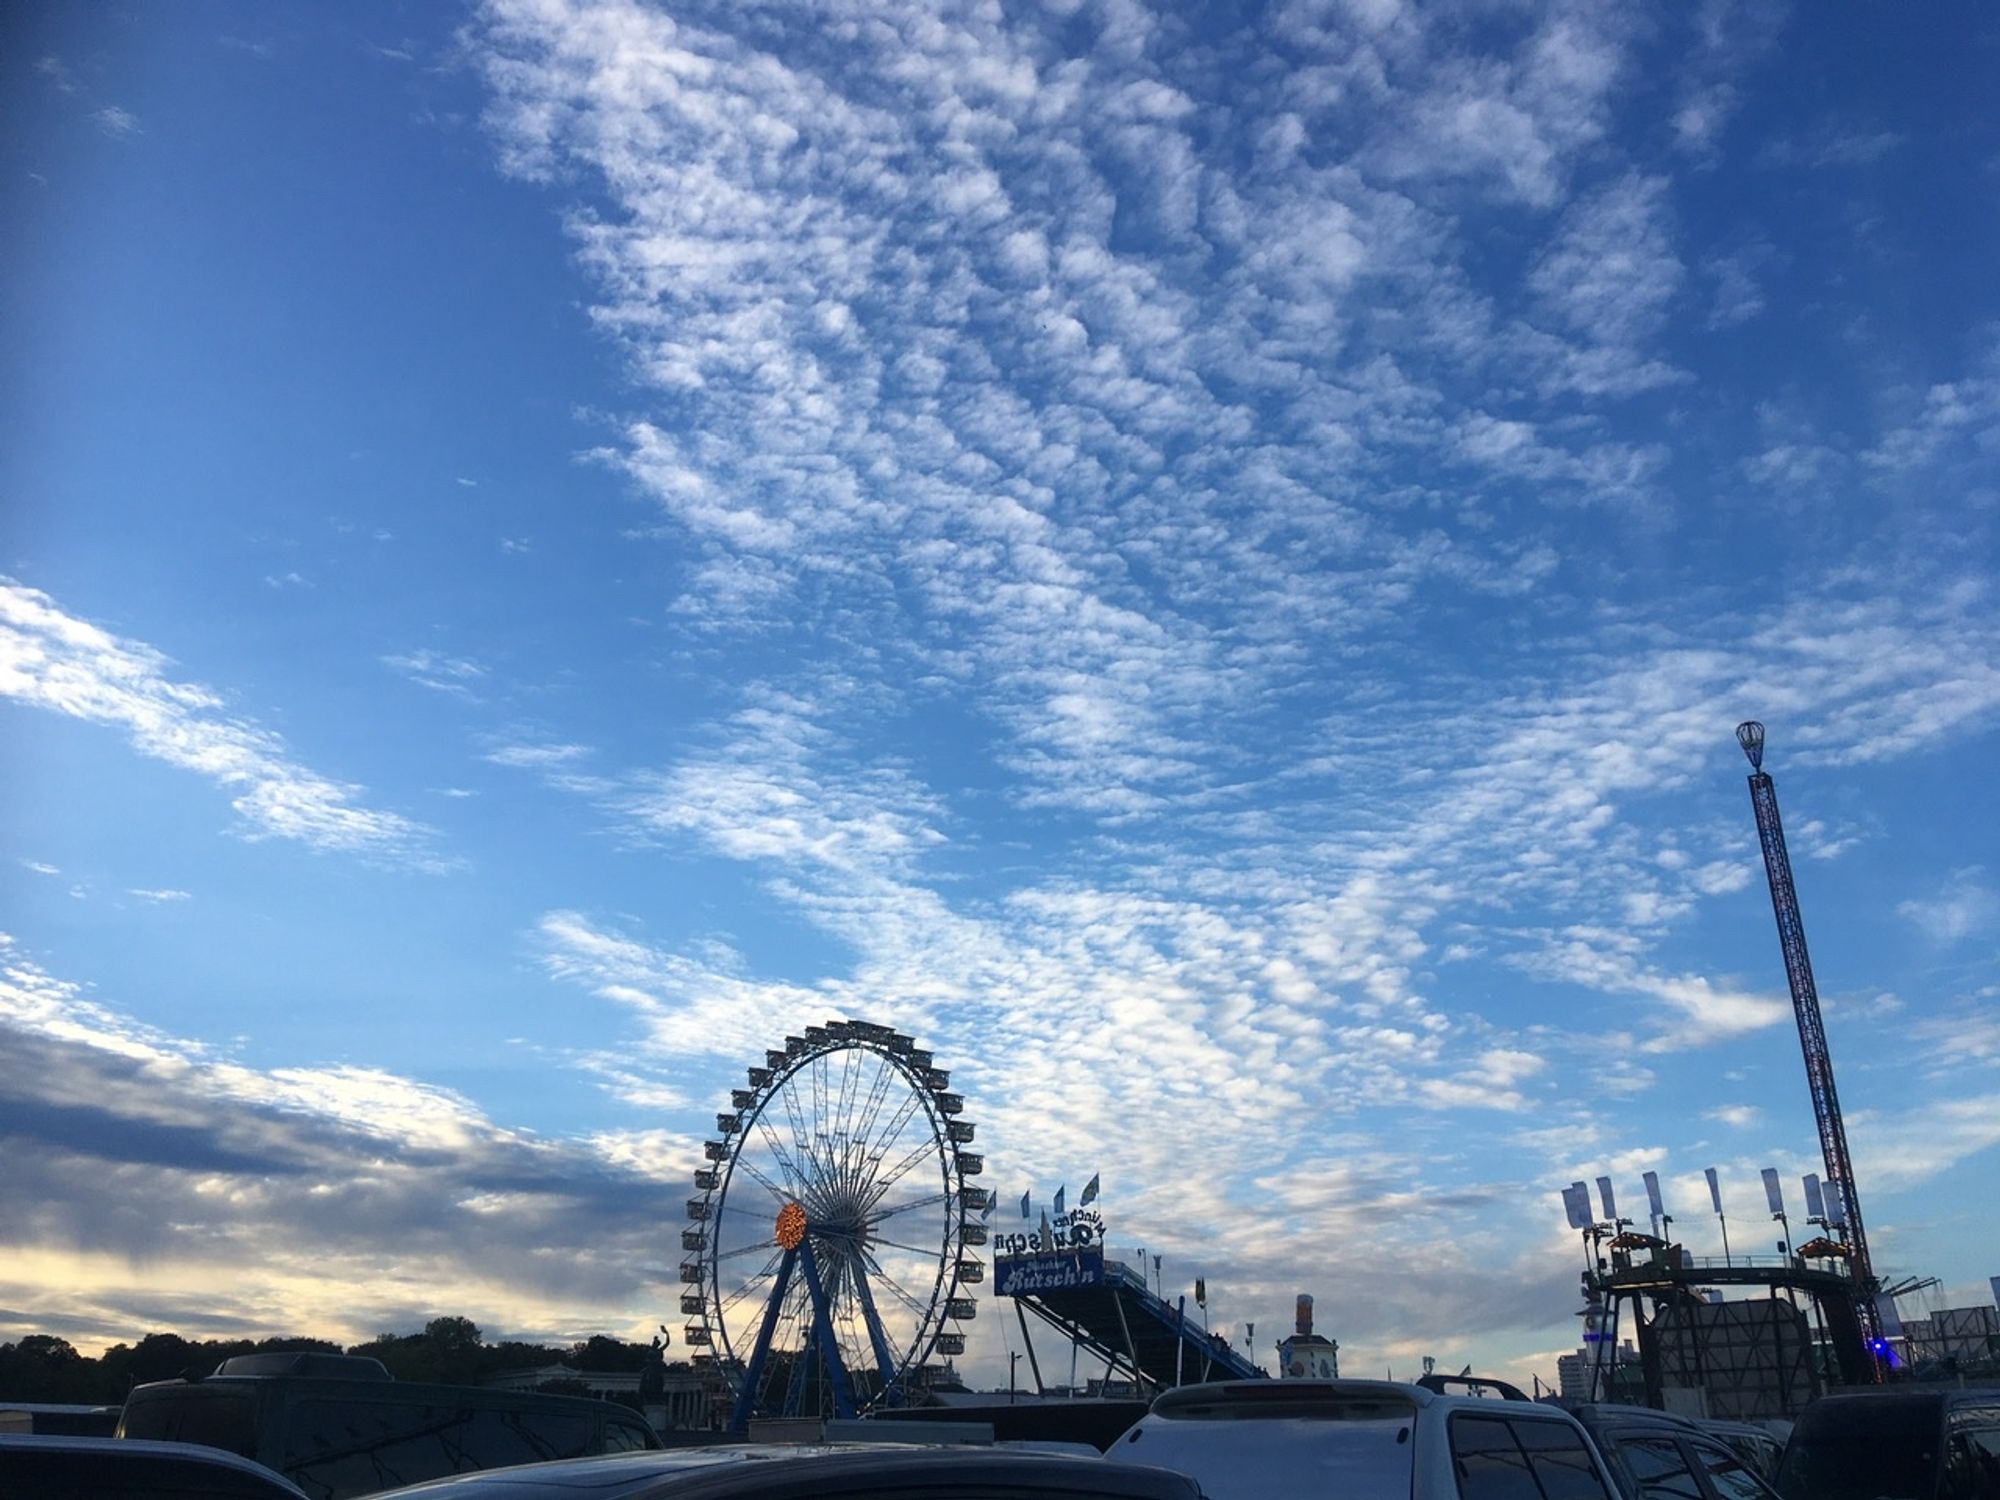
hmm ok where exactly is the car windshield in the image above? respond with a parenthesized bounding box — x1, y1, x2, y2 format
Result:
(1777, 1405, 1942, 1500)
(1115, 1413, 1415, 1500)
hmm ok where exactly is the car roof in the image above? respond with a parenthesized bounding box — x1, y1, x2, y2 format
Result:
(0, 1431, 311, 1495)
(127, 1372, 632, 1413)
(371, 1443, 1201, 1498)
(1570, 1403, 1703, 1431)
(1698, 1419, 1781, 1440)
(1146, 1378, 1583, 1421)
(1805, 1388, 1999, 1410)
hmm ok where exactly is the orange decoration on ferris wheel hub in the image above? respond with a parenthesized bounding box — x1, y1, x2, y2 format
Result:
(775, 1202, 808, 1250)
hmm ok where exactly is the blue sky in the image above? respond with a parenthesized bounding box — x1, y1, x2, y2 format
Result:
(3, 0, 1997, 1389)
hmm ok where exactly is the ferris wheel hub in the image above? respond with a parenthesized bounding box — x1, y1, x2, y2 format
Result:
(776, 1201, 808, 1250)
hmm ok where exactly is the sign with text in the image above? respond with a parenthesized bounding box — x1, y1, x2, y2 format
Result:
(995, 1205, 1104, 1259)
(994, 1249, 1106, 1297)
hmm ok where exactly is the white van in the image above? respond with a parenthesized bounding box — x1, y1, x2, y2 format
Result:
(1107, 1379, 1623, 1500)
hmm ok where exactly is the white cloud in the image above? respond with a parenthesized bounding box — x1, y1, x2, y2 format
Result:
(91, 105, 142, 137)
(1898, 869, 1999, 945)
(0, 940, 695, 1351)
(127, 888, 192, 903)
(383, 650, 489, 698)
(484, 741, 591, 769)
(1, 580, 436, 863)
(1509, 928, 1790, 1053)
(1528, 172, 1682, 351)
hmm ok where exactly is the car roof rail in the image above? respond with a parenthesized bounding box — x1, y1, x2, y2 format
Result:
(1415, 1374, 1531, 1403)
(211, 1353, 393, 1381)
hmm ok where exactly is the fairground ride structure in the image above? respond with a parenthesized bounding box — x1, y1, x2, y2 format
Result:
(1735, 721, 1883, 1359)
(679, 1019, 987, 1430)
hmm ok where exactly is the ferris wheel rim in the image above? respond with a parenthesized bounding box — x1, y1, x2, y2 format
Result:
(681, 1020, 984, 1412)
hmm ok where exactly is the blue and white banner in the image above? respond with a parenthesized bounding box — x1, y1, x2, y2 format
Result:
(994, 1249, 1106, 1297)
(1762, 1167, 1785, 1217)
(1560, 1182, 1591, 1230)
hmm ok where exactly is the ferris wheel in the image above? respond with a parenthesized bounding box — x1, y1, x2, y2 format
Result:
(679, 1019, 989, 1425)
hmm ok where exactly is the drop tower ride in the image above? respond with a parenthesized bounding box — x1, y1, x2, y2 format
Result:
(1735, 721, 1882, 1356)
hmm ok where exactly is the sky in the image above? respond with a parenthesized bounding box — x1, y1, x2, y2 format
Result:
(3, 0, 1998, 1394)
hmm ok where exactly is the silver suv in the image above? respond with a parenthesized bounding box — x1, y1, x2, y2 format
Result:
(1108, 1380, 1623, 1500)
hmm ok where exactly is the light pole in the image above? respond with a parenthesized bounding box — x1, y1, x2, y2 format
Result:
(1009, 1351, 1020, 1404)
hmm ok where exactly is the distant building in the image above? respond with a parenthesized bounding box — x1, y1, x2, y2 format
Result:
(1556, 1352, 1591, 1404)
(482, 1363, 709, 1430)
(1555, 1341, 1641, 1404)
(1279, 1295, 1339, 1379)
(1900, 1306, 2000, 1370)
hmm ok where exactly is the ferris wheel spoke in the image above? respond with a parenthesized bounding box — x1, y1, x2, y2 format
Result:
(859, 1245, 934, 1327)
(867, 1135, 939, 1199)
(850, 1054, 896, 1150)
(833, 1047, 862, 1143)
(714, 1250, 782, 1297)
(714, 1236, 782, 1264)
(753, 1112, 816, 1197)
(733, 1155, 795, 1206)
(780, 1081, 830, 1187)
(865, 1188, 949, 1224)
(868, 1233, 947, 1258)
(831, 1056, 883, 1197)
(861, 1086, 923, 1167)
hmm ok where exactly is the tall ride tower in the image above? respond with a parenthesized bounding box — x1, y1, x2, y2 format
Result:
(1735, 722, 1881, 1352)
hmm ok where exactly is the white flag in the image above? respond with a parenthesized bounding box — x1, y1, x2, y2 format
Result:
(1761, 1167, 1785, 1217)
(1802, 1174, 1825, 1220)
(1643, 1171, 1665, 1224)
(1561, 1183, 1591, 1229)
(1824, 1179, 1847, 1229)
(1705, 1167, 1723, 1215)
(1596, 1176, 1617, 1221)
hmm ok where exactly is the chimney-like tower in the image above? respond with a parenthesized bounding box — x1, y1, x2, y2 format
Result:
(1281, 1292, 1338, 1379)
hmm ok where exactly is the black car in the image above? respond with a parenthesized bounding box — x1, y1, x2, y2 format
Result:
(1569, 1404, 1779, 1500)
(371, 1443, 1204, 1499)
(1776, 1388, 2000, 1500)
(119, 1355, 660, 1498)
(0, 1431, 311, 1499)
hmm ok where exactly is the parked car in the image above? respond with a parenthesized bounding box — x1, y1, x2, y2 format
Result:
(117, 1353, 660, 1499)
(0, 1430, 310, 1498)
(0, 1400, 122, 1436)
(1697, 1418, 1784, 1483)
(1106, 1378, 1623, 1500)
(1569, 1403, 1780, 1500)
(1776, 1388, 2000, 1500)
(367, 1443, 1205, 1498)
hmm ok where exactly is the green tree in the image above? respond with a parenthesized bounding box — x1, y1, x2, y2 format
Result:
(0, 1335, 93, 1402)
(102, 1332, 197, 1390)
(423, 1317, 485, 1385)
(572, 1335, 650, 1372)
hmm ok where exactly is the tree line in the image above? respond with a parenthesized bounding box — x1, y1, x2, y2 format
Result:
(0, 1318, 679, 1406)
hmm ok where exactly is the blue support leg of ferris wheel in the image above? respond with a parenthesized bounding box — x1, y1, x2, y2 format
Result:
(799, 1239, 858, 1420)
(849, 1252, 904, 1406)
(729, 1245, 798, 1433)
